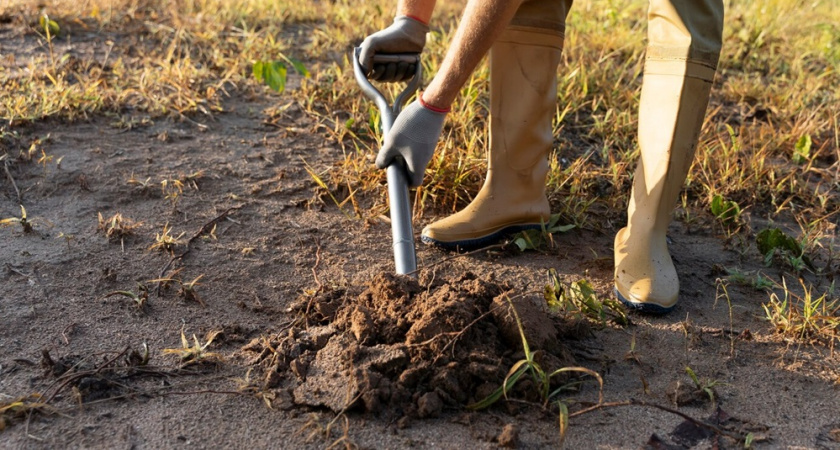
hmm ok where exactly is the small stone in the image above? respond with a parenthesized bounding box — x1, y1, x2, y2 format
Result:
(350, 306, 374, 344)
(417, 391, 443, 418)
(497, 423, 519, 448)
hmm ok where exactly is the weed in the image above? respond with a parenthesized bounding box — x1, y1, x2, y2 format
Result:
(149, 223, 185, 253)
(150, 272, 206, 306)
(710, 194, 742, 228)
(544, 269, 629, 326)
(177, 274, 205, 306)
(102, 284, 150, 312)
(253, 56, 309, 94)
(0, 205, 33, 233)
(469, 295, 603, 412)
(126, 173, 153, 191)
(180, 170, 205, 190)
(684, 366, 724, 404)
(162, 328, 222, 365)
(0, 394, 51, 431)
(725, 267, 774, 290)
(792, 134, 811, 165)
(756, 227, 815, 273)
(98, 212, 142, 250)
(303, 158, 357, 220)
(512, 214, 575, 251)
(299, 412, 357, 450)
(763, 278, 840, 346)
(160, 179, 185, 206)
(235, 368, 277, 409)
(56, 231, 75, 249)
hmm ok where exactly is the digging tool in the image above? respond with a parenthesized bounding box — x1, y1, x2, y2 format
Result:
(353, 48, 422, 276)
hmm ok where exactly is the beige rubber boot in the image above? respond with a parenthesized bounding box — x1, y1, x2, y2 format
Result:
(614, 0, 723, 314)
(421, 21, 565, 251)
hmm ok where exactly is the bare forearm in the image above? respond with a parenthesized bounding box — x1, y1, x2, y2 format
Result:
(423, 0, 524, 109)
(397, 0, 437, 24)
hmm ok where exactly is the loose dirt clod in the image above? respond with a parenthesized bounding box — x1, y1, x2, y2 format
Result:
(243, 272, 575, 420)
(497, 423, 519, 448)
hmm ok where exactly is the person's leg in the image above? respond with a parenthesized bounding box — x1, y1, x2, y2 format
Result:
(614, 0, 724, 314)
(420, 0, 573, 251)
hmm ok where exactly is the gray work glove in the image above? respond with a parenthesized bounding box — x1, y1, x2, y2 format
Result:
(376, 99, 446, 187)
(359, 16, 428, 82)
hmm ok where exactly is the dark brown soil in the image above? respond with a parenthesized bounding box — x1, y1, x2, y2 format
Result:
(239, 272, 575, 422)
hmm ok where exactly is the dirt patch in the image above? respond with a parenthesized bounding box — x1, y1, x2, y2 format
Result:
(240, 272, 575, 421)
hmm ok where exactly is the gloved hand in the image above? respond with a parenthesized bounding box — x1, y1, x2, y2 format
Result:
(359, 16, 428, 82)
(376, 99, 447, 187)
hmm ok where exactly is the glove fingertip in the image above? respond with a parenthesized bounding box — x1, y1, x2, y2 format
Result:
(375, 152, 389, 169)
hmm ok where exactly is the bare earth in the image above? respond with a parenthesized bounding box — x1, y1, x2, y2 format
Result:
(2, 26, 840, 450)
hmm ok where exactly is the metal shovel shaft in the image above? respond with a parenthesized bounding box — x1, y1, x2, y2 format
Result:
(353, 49, 421, 276)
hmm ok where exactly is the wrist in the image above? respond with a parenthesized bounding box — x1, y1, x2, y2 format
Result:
(395, 15, 430, 30)
(402, 14, 428, 25)
(419, 92, 450, 113)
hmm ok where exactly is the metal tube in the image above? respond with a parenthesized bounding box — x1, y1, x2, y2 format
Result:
(385, 165, 416, 275)
(352, 48, 421, 276)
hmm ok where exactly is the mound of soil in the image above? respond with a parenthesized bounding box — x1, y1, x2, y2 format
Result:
(240, 273, 576, 421)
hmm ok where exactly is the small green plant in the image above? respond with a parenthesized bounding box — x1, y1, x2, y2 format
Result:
(792, 134, 811, 165)
(150, 272, 206, 306)
(0, 205, 33, 233)
(544, 269, 629, 326)
(102, 284, 150, 312)
(252, 56, 309, 94)
(469, 295, 603, 412)
(162, 328, 222, 364)
(178, 274, 205, 306)
(756, 227, 815, 272)
(710, 194, 741, 226)
(38, 14, 60, 37)
(126, 172, 153, 190)
(684, 366, 724, 404)
(725, 267, 774, 290)
(513, 214, 575, 251)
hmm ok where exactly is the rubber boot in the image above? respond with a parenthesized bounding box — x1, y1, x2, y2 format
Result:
(421, 9, 567, 251)
(614, 0, 723, 314)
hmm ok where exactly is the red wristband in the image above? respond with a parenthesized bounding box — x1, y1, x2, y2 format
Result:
(404, 14, 429, 25)
(419, 93, 451, 113)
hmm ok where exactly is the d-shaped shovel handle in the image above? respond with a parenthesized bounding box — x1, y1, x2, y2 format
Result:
(352, 48, 422, 276)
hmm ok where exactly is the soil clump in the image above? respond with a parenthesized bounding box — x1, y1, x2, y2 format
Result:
(240, 272, 575, 421)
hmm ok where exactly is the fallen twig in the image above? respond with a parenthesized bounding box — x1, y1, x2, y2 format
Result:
(42, 347, 131, 405)
(3, 159, 22, 205)
(311, 236, 323, 289)
(406, 243, 509, 277)
(569, 399, 746, 441)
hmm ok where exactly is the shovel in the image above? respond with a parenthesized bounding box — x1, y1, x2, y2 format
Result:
(352, 48, 422, 276)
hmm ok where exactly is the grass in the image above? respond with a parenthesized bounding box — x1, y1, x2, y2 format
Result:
(1, 0, 837, 231)
(763, 278, 840, 348)
(469, 295, 603, 444)
(162, 328, 223, 365)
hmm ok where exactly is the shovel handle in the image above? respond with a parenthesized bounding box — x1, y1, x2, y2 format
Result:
(353, 48, 422, 134)
(352, 48, 421, 276)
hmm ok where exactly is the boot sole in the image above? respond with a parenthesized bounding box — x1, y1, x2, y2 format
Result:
(420, 223, 544, 252)
(614, 287, 675, 315)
